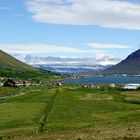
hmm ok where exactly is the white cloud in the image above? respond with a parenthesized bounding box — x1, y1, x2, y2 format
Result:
(88, 43, 130, 49)
(0, 43, 124, 65)
(26, 0, 140, 30)
(13, 55, 120, 66)
(0, 44, 106, 54)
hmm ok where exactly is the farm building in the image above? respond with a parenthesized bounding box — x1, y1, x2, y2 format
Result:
(109, 83, 116, 88)
(123, 83, 140, 90)
(23, 81, 31, 87)
(56, 82, 63, 86)
(4, 79, 31, 87)
(0, 82, 4, 87)
(91, 84, 100, 89)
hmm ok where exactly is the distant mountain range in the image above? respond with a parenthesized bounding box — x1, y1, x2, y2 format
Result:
(104, 49, 140, 75)
(1, 48, 140, 77)
(33, 64, 111, 74)
(0, 50, 53, 78)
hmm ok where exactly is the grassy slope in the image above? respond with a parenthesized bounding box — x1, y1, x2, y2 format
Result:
(0, 49, 54, 78)
(0, 85, 140, 139)
(0, 86, 57, 139)
(0, 49, 37, 71)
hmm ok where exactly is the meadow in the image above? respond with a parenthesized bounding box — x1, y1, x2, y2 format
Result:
(0, 85, 140, 140)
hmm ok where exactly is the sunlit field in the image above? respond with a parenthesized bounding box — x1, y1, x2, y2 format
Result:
(0, 85, 140, 140)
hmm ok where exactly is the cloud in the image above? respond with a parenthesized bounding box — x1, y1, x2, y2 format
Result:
(11, 51, 120, 66)
(13, 55, 120, 66)
(26, 0, 140, 30)
(0, 43, 124, 65)
(0, 44, 106, 54)
(88, 43, 130, 49)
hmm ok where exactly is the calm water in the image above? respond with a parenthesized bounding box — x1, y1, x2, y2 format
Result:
(64, 76, 140, 84)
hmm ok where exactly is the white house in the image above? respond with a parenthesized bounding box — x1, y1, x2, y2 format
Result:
(0, 82, 4, 87)
(123, 83, 140, 90)
(109, 83, 116, 88)
(56, 82, 63, 86)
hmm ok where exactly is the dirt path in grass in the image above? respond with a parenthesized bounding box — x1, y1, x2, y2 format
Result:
(37, 89, 59, 133)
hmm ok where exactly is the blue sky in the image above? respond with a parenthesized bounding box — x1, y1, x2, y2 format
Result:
(0, 0, 140, 65)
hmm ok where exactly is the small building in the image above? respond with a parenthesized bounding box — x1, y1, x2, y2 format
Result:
(0, 82, 4, 87)
(84, 85, 88, 88)
(123, 83, 140, 90)
(56, 82, 63, 86)
(0, 77, 4, 80)
(4, 79, 30, 87)
(91, 84, 100, 89)
(91, 84, 95, 88)
(23, 81, 31, 87)
(14, 80, 23, 87)
(110, 83, 116, 88)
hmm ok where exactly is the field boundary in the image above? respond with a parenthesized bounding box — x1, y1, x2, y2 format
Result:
(37, 89, 59, 133)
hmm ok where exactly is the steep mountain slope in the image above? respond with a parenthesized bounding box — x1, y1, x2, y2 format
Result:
(104, 49, 140, 74)
(0, 49, 52, 78)
(0, 49, 37, 71)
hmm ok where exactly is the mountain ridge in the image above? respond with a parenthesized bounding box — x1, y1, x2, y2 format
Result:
(0, 49, 52, 78)
(104, 49, 140, 75)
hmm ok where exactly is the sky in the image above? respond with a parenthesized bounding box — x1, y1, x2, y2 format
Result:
(0, 0, 140, 65)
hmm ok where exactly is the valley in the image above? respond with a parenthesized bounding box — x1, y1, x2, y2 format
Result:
(0, 85, 140, 140)
(1, 0, 140, 139)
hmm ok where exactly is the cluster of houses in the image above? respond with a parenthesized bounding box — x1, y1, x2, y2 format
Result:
(0, 77, 140, 90)
(123, 83, 140, 90)
(82, 83, 140, 90)
(109, 83, 140, 90)
(3, 79, 31, 87)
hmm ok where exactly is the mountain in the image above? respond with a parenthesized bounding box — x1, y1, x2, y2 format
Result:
(33, 64, 111, 74)
(0, 49, 53, 78)
(104, 49, 140, 75)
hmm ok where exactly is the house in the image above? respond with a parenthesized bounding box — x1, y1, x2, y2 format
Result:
(23, 81, 31, 87)
(0, 77, 4, 80)
(91, 84, 94, 88)
(84, 85, 88, 88)
(123, 83, 140, 90)
(0, 82, 4, 87)
(56, 82, 63, 86)
(4, 79, 31, 87)
(4, 79, 23, 87)
(91, 84, 100, 89)
(109, 83, 116, 88)
(14, 80, 23, 87)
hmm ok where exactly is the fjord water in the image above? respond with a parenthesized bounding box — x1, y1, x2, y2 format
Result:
(64, 76, 140, 84)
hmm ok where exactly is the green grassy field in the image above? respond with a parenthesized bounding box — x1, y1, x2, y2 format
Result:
(0, 85, 140, 140)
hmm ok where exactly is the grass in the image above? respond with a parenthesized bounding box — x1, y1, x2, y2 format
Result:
(0, 87, 33, 97)
(0, 85, 140, 139)
(0, 49, 51, 78)
(46, 88, 140, 131)
(0, 86, 57, 139)
(0, 102, 45, 129)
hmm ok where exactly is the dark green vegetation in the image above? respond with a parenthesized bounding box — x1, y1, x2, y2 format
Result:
(104, 48, 140, 74)
(0, 85, 140, 140)
(0, 49, 57, 78)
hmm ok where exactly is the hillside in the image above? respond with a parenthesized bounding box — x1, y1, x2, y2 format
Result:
(0, 49, 53, 78)
(104, 49, 140, 75)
